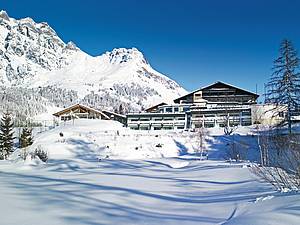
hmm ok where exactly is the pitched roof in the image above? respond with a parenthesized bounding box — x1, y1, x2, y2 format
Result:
(173, 81, 259, 102)
(145, 102, 167, 112)
(53, 103, 110, 119)
(102, 110, 127, 118)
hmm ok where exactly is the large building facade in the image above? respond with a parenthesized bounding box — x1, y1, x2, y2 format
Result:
(127, 81, 259, 130)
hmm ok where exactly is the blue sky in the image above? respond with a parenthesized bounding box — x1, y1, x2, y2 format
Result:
(1, 0, 300, 99)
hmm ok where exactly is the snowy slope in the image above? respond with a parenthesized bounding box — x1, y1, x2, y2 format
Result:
(0, 10, 187, 115)
(0, 121, 299, 225)
(0, 158, 286, 225)
(11, 120, 261, 162)
(11, 119, 200, 161)
(29, 47, 187, 107)
(0, 10, 76, 85)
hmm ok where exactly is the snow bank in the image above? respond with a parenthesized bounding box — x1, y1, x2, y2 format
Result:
(11, 120, 201, 164)
(224, 193, 300, 225)
(11, 119, 265, 167)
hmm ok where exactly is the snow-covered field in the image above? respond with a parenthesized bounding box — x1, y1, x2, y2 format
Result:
(0, 120, 299, 225)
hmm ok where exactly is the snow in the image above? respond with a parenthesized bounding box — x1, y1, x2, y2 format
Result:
(11, 119, 198, 161)
(0, 120, 299, 225)
(224, 193, 300, 225)
(32, 105, 62, 122)
(28, 47, 187, 107)
(255, 195, 274, 202)
(0, 10, 10, 21)
(0, 12, 188, 111)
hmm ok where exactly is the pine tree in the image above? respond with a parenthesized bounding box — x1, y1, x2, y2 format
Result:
(118, 104, 124, 115)
(20, 128, 33, 148)
(0, 112, 15, 160)
(265, 39, 300, 133)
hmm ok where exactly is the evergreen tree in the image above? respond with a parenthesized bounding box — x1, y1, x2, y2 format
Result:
(118, 104, 124, 115)
(0, 112, 15, 160)
(265, 39, 300, 133)
(20, 128, 33, 148)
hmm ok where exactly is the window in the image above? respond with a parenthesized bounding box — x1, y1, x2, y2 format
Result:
(242, 111, 251, 116)
(229, 121, 239, 127)
(279, 112, 284, 118)
(204, 122, 215, 128)
(165, 107, 173, 113)
(61, 116, 71, 121)
(174, 107, 179, 112)
(140, 126, 149, 130)
(241, 119, 251, 126)
(140, 118, 150, 121)
(218, 123, 225, 128)
(194, 123, 202, 128)
(183, 107, 190, 112)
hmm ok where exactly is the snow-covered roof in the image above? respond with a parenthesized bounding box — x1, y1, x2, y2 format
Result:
(145, 102, 168, 112)
(53, 103, 110, 119)
(102, 110, 126, 118)
(173, 81, 259, 103)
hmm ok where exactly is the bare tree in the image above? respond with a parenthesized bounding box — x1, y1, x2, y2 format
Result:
(223, 113, 237, 135)
(256, 125, 271, 166)
(252, 130, 300, 190)
(196, 127, 208, 160)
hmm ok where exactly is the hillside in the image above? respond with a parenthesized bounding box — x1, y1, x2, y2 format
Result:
(0, 10, 187, 119)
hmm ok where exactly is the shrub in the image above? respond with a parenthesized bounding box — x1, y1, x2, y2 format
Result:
(31, 145, 48, 162)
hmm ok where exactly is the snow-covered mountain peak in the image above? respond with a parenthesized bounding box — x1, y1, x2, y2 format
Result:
(106, 47, 148, 65)
(0, 12, 81, 85)
(19, 17, 35, 24)
(0, 10, 9, 21)
(65, 41, 78, 51)
(0, 11, 187, 115)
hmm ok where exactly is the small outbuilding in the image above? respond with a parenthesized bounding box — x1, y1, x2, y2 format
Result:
(53, 104, 110, 121)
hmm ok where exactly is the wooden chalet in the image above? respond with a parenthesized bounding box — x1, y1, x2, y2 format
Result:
(53, 104, 110, 121)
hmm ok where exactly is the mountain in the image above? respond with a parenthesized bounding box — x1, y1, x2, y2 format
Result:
(0, 10, 187, 120)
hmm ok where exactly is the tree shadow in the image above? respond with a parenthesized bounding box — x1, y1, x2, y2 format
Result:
(206, 135, 261, 162)
(0, 158, 276, 225)
(173, 140, 188, 155)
